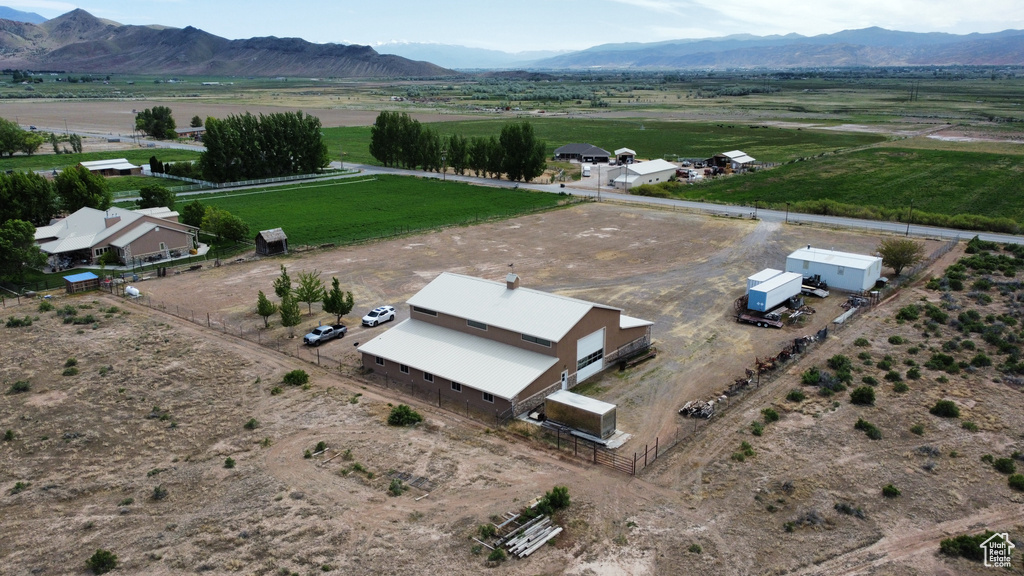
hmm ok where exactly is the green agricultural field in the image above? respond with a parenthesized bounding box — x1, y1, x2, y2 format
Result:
(189, 174, 569, 246)
(324, 118, 887, 166)
(677, 146, 1024, 223)
(0, 148, 199, 173)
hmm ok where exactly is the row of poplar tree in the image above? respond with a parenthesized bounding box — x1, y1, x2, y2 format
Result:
(368, 111, 547, 182)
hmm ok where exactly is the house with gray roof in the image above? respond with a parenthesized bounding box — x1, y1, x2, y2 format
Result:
(358, 272, 652, 418)
(35, 206, 198, 269)
(554, 143, 611, 163)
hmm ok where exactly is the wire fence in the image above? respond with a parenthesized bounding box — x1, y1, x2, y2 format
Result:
(112, 169, 360, 199)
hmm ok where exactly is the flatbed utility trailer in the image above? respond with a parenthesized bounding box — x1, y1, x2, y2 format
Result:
(736, 311, 783, 329)
(801, 286, 830, 298)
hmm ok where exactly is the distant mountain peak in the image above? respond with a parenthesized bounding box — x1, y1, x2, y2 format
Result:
(0, 5, 46, 25)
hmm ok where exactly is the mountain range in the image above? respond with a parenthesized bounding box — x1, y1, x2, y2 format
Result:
(0, 8, 1021, 74)
(0, 9, 451, 77)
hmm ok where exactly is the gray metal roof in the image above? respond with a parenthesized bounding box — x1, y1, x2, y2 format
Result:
(357, 319, 558, 400)
(35, 207, 190, 255)
(79, 158, 138, 171)
(554, 143, 611, 157)
(546, 389, 616, 416)
(625, 159, 678, 176)
(619, 315, 653, 330)
(407, 272, 619, 343)
(788, 247, 881, 270)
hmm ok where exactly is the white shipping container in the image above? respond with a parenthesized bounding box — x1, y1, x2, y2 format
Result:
(748, 272, 802, 312)
(786, 246, 882, 292)
(747, 268, 783, 292)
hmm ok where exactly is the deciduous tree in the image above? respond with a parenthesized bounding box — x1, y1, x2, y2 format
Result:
(135, 106, 176, 139)
(55, 164, 112, 213)
(0, 171, 57, 225)
(877, 238, 925, 276)
(256, 290, 277, 328)
(0, 219, 46, 281)
(279, 293, 302, 337)
(273, 265, 292, 299)
(190, 115, 203, 128)
(201, 206, 248, 242)
(138, 184, 174, 210)
(181, 200, 205, 228)
(294, 269, 326, 315)
(499, 121, 546, 182)
(322, 276, 354, 323)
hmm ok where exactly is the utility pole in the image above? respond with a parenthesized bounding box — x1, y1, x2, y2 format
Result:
(785, 202, 790, 224)
(905, 199, 913, 237)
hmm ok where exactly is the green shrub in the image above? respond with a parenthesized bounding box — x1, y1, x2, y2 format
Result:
(688, 543, 703, 554)
(38, 300, 54, 312)
(993, 458, 1016, 474)
(895, 305, 920, 321)
(906, 367, 921, 380)
(876, 359, 892, 371)
(761, 408, 780, 423)
(3, 429, 13, 441)
(270, 386, 282, 395)
(152, 485, 168, 500)
(893, 382, 909, 393)
(283, 370, 309, 386)
(118, 497, 134, 506)
(1009, 474, 1024, 491)
(62, 366, 79, 376)
(487, 548, 507, 563)
(86, 549, 118, 574)
(910, 424, 925, 436)
(64, 357, 77, 367)
(854, 338, 869, 347)
(750, 421, 764, 436)
(5, 315, 33, 327)
(939, 531, 993, 562)
(907, 346, 920, 355)
(224, 457, 236, 469)
(800, 367, 821, 386)
(855, 418, 882, 440)
(544, 485, 571, 510)
(11, 481, 30, 494)
(244, 418, 260, 430)
(930, 400, 960, 418)
(387, 404, 423, 426)
(881, 484, 901, 498)
(888, 335, 905, 345)
(861, 376, 878, 386)
(7, 380, 30, 394)
(304, 449, 312, 459)
(970, 353, 992, 367)
(389, 478, 407, 497)
(478, 523, 497, 539)
(786, 389, 806, 402)
(961, 421, 979, 432)
(827, 355, 852, 372)
(982, 454, 995, 464)
(849, 386, 875, 405)
(884, 370, 902, 382)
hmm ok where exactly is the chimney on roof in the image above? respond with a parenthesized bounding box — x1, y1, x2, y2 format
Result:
(506, 273, 520, 290)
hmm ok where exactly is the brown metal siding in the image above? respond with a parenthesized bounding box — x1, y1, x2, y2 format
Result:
(360, 352, 513, 413)
(125, 227, 193, 256)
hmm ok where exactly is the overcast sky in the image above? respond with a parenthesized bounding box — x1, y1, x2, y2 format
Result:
(10, 0, 1024, 52)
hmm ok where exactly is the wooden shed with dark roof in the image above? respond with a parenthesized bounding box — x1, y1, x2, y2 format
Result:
(256, 228, 288, 256)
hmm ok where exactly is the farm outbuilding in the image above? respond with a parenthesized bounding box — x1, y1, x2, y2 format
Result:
(786, 246, 883, 293)
(64, 271, 99, 294)
(554, 143, 611, 163)
(78, 158, 142, 176)
(358, 272, 652, 418)
(747, 272, 802, 312)
(747, 268, 782, 291)
(256, 228, 289, 256)
(614, 148, 636, 164)
(545, 389, 617, 440)
(609, 159, 678, 189)
(708, 150, 756, 170)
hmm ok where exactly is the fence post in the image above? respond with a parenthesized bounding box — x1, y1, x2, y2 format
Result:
(438, 388, 441, 407)
(644, 444, 648, 467)
(593, 442, 597, 464)
(207, 313, 210, 327)
(654, 437, 659, 461)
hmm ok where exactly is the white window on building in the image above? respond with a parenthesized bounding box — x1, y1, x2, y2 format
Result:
(424, 372, 434, 383)
(482, 392, 494, 403)
(400, 364, 409, 374)
(375, 356, 384, 366)
(451, 382, 462, 392)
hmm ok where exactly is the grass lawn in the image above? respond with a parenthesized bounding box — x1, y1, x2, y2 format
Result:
(677, 147, 1024, 222)
(186, 174, 570, 246)
(324, 118, 887, 166)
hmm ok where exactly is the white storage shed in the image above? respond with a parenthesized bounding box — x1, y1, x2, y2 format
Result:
(748, 272, 802, 312)
(786, 246, 883, 293)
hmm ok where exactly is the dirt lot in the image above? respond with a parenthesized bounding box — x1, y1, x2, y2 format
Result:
(3, 205, 1023, 576)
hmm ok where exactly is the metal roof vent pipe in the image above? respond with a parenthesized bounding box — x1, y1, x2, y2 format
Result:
(506, 273, 520, 290)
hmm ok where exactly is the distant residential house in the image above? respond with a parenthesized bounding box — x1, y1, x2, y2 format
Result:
(174, 127, 206, 140)
(79, 158, 142, 176)
(35, 206, 198, 269)
(609, 159, 678, 189)
(358, 272, 653, 418)
(255, 228, 289, 256)
(554, 143, 611, 163)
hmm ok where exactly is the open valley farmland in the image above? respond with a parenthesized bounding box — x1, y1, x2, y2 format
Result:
(678, 146, 1024, 221)
(324, 118, 887, 166)
(193, 175, 568, 245)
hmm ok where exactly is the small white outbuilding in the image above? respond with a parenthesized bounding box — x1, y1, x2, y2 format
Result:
(785, 246, 883, 293)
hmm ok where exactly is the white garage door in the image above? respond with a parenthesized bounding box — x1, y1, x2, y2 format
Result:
(576, 328, 605, 383)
